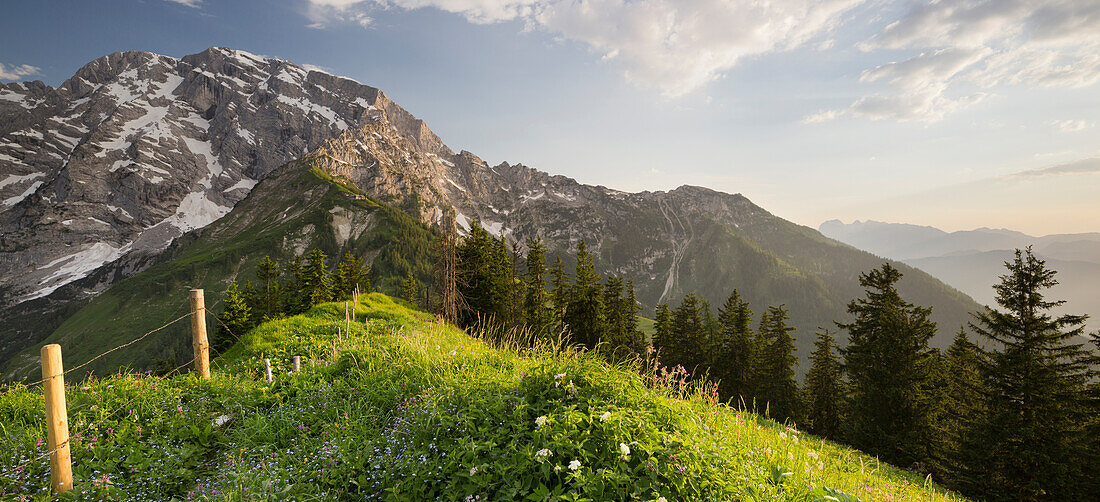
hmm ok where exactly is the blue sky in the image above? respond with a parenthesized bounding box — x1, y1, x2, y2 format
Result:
(1, 0, 1098, 234)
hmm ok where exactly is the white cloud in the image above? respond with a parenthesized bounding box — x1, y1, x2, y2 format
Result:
(1052, 119, 1095, 132)
(166, 0, 203, 7)
(303, 0, 865, 97)
(0, 63, 42, 81)
(815, 0, 1100, 123)
(1008, 157, 1100, 179)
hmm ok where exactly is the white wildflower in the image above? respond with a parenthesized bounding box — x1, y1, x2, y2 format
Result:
(535, 448, 553, 463)
(600, 411, 611, 422)
(469, 467, 478, 476)
(569, 459, 581, 471)
(536, 416, 548, 427)
(656, 498, 668, 502)
(619, 442, 631, 459)
(554, 373, 566, 379)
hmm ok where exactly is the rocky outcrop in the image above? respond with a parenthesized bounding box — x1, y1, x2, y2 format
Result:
(0, 47, 424, 304)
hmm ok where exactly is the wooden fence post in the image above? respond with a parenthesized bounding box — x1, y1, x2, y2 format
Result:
(40, 344, 73, 494)
(292, 356, 301, 373)
(189, 289, 210, 379)
(264, 358, 272, 382)
(345, 302, 351, 336)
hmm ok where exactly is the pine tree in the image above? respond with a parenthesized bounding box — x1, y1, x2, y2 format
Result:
(621, 277, 643, 353)
(934, 328, 983, 487)
(217, 281, 252, 353)
(565, 241, 605, 347)
(669, 293, 707, 374)
(456, 223, 511, 325)
(332, 251, 366, 302)
(402, 273, 419, 306)
(255, 255, 282, 321)
(959, 248, 1093, 500)
(713, 289, 754, 405)
(302, 249, 331, 308)
(838, 263, 937, 468)
(755, 305, 800, 423)
(284, 254, 306, 314)
(549, 256, 570, 331)
(804, 328, 842, 439)
(602, 275, 626, 347)
(523, 237, 551, 329)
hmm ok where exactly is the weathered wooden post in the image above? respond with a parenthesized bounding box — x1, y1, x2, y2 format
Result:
(292, 356, 301, 372)
(263, 358, 272, 382)
(345, 302, 351, 336)
(331, 339, 337, 361)
(189, 289, 210, 379)
(40, 344, 73, 493)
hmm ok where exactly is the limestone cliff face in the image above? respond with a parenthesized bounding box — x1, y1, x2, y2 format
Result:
(0, 47, 418, 304)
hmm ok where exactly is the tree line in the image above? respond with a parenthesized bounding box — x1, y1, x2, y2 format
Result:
(437, 224, 1098, 502)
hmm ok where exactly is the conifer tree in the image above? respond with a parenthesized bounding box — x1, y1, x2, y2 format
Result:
(332, 251, 366, 301)
(456, 224, 510, 325)
(402, 273, 419, 306)
(255, 255, 282, 321)
(284, 254, 306, 314)
(549, 256, 570, 331)
(934, 328, 983, 486)
(565, 241, 605, 347)
(621, 277, 643, 353)
(602, 275, 626, 345)
(838, 263, 937, 468)
(302, 249, 331, 308)
(713, 289, 754, 405)
(669, 293, 707, 374)
(804, 328, 842, 439)
(959, 248, 1093, 500)
(523, 237, 551, 329)
(755, 305, 800, 423)
(217, 281, 252, 353)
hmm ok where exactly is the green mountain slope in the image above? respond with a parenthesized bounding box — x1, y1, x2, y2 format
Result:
(1, 293, 968, 501)
(1, 161, 438, 380)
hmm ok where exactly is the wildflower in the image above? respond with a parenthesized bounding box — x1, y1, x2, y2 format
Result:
(600, 411, 611, 422)
(619, 442, 631, 460)
(469, 467, 478, 476)
(656, 498, 667, 502)
(554, 373, 566, 379)
(554, 465, 562, 472)
(569, 460, 581, 471)
(535, 449, 553, 463)
(535, 416, 548, 427)
(779, 431, 788, 440)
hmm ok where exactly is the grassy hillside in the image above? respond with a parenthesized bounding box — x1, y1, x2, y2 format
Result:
(0, 162, 439, 380)
(1, 293, 967, 501)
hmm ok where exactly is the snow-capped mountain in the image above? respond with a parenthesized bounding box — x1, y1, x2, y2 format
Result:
(0, 47, 423, 304)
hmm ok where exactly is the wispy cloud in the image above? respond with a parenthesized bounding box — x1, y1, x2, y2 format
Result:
(1009, 157, 1100, 179)
(807, 0, 1100, 123)
(1052, 119, 1094, 132)
(165, 0, 203, 7)
(302, 0, 865, 97)
(0, 62, 42, 81)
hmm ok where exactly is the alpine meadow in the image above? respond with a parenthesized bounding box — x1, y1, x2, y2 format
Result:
(1, 1, 1098, 501)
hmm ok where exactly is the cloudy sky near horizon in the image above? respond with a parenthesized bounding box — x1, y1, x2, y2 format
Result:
(1, 0, 1097, 234)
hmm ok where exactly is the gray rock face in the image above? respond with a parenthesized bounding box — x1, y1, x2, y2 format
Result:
(0, 47, 425, 304)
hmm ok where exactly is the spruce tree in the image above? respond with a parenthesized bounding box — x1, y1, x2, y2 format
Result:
(621, 277, 643, 353)
(217, 281, 252, 353)
(755, 305, 800, 423)
(959, 248, 1092, 500)
(402, 273, 419, 306)
(456, 224, 511, 325)
(838, 263, 937, 468)
(332, 251, 365, 301)
(602, 275, 626, 346)
(549, 256, 570, 331)
(669, 293, 707, 374)
(523, 237, 551, 329)
(804, 328, 842, 439)
(302, 249, 331, 308)
(925, 328, 982, 486)
(255, 255, 282, 321)
(713, 290, 754, 405)
(565, 241, 605, 347)
(285, 254, 306, 314)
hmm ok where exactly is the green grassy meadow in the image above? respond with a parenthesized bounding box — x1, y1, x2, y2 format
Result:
(0, 294, 967, 501)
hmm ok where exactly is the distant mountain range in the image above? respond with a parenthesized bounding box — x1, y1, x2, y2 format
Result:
(820, 220, 1100, 332)
(0, 48, 983, 379)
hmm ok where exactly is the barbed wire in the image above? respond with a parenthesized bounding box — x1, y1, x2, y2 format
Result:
(0, 355, 198, 481)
